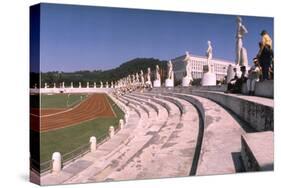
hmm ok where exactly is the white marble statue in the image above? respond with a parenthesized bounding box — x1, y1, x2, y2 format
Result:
(79, 82, 81, 88)
(94, 82, 96, 88)
(100, 81, 103, 88)
(86, 82, 89, 88)
(146, 67, 152, 88)
(184, 51, 193, 79)
(147, 67, 151, 82)
(111, 81, 114, 88)
(132, 74, 135, 83)
(202, 41, 216, 86)
(136, 73, 139, 83)
(70, 82, 73, 88)
(140, 70, 145, 85)
(53, 83, 56, 88)
(236, 16, 248, 66)
(182, 51, 193, 86)
(44, 83, 47, 88)
(165, 60, 174, 87)
(62, 82, 65, 88)
(206, 41, 213, 72)
(106, 81, 109, 88)
(156, 65, 161, 81)
(167, 60, 174, 80)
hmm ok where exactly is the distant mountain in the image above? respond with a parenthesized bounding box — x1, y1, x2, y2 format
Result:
(39, 58, 168, 87)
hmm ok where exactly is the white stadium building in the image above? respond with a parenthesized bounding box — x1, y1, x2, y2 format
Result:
(172, 53, 235, 82)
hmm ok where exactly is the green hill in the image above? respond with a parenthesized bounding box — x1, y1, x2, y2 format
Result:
(40, 58, 168, 87)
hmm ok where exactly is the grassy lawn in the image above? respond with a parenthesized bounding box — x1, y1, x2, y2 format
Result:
(40, 94, 87, 108)
(40, 94, 124, 166)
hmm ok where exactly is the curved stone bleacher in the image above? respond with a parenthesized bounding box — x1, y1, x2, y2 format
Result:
(106, 93, 200, 180)
(41, 95, 143, 185)
(118, 97, 149, 117)
(119, 95, 154, 119)
(145, 91, 250, 175)
(191, 90, 273, 131)
(42, 94, 172, 184)
(129, 93, 173, 116)
(148, 88, 274, 173)
(41, 86, 273, 185)
(123, 95, 160, 116)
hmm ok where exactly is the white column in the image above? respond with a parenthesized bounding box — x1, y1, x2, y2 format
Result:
(119, 119, 124, 129)
(109, 126, 114, 138)
(52, 152, 62, 173)
(90, 136, 96, 152)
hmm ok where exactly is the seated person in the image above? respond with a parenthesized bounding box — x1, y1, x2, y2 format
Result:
(226, 66, 248, 93)
(247, 58, 261, 95)
(226, 67, 238, 92)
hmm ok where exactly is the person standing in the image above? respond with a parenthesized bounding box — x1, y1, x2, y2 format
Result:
(257, 30, 273, 80)
(247, 58, 261, 95)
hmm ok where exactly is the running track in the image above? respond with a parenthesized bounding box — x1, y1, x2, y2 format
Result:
(30, 94, 115, 132)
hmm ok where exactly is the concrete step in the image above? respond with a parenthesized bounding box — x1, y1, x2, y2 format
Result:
(241, 131, 274, 171)
(124, 94, 169, 122)
(190, 90, 273, 131)
(105, 93, 199, 180)
(152, 91, 247, 175)
(121, 95, 158, 120)
(150, 88, 273, 132)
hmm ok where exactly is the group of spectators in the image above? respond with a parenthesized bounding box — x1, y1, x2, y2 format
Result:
(226, 30, 273, 95)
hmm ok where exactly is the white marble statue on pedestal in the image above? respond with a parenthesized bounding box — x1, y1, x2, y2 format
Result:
(146, 67, 152, 88)
(53, 83, 56, 88)
(135, 72, 139, 83)
(182, 51, 193, 87)
(206, 41, 213, 73)
(236, 16, 248, 67)
(100, 81, 103, 88)
(132, 74, 135, 84)
(202, 40, 216, 86)
(153, 65, 161, 87)
(106, 81, 109, 88)
(140, 70, 145, 85)
(70, 82, 73, 88)
(79, 82, 81, 88)
(62, 82, 65, 88)
(44, 83, 47, 88)
(111, 81, 114, 88)
(165, 60, 174, 87)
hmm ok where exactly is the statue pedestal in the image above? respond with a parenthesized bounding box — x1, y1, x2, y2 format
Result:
(201, 72, 216, 86)
(146, 81, 152, 87)
(182, 76, 191, 87)
(165, 79, 174, 87)
(153, 80, 161, 87)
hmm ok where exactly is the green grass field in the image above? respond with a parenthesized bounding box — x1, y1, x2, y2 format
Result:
(40, 94, 88, 108)
(40, 94, 124, 166)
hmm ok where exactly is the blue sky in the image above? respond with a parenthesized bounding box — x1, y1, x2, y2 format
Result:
(39, 3, 273, 72)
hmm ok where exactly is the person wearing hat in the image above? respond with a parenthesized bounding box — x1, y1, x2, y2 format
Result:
(257, 30, 273, 80)
(247, 58, 262, 95)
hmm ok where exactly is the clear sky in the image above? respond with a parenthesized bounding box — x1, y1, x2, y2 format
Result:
(39, 3, 273, 72)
